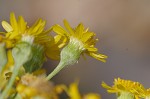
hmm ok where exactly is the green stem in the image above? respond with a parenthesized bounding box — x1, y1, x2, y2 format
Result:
(0, 41, 32, 98)
(0, 63, 6, 75)
(14, 94, 22, 99)
(46, 62, 65, 80)
(0, 65, 19, 99)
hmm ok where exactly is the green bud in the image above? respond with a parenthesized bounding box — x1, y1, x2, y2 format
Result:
(60, 41, 83, 66)
(0, 43, 7, 73)
(46, 40, 83, 80)
(24, 44, 45, 73)
(12, 42, 32, 66)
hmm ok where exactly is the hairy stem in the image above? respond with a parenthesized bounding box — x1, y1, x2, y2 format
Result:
(46, 62, 65, 80)
(0, 64, 20, 99)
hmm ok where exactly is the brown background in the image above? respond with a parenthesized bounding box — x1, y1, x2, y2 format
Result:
(1, 0, 150, 98)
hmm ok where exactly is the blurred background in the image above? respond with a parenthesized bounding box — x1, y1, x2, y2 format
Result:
(1, 0, 150, 98)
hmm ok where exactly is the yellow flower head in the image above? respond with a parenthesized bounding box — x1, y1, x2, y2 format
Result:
(102, 78, 144, 99)
(52, 20, 107, 62)
(16, 74, 57, 99)
(1, 12, 60, 60)
(102, 78, 144, 93)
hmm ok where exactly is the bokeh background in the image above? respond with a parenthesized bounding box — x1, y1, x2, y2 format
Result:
(1, 0, 150, 98)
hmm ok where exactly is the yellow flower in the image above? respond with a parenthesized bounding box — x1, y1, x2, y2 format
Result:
(16, 74, 58, 99)
(55, 81, 101, 99)
(52, 20, 107, 62)
(102, 78, 144, 99)
(47, 20, 107, 80)
(1, 12, 60, 60)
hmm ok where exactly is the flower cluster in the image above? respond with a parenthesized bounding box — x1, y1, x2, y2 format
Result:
(0, 13, 107, 99)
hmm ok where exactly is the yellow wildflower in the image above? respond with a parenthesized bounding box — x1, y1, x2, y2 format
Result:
(55, 81, 101, 99)
(47, 20, 107, 80)
(52, 20, 107, 62)
(16, 74, 58, 99)
(102, 78, 144, 99)
(1, 12, 60, 60)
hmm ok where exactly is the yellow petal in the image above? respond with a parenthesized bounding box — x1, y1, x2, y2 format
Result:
(83, 93, 101, 99)
(101, 82, 112, 89)
(107, 89, 118, 93)
(54, 35, 62, 44)
(87, 47, 98, 52)
(75, 23, 84, 38)
(45, 44, 60, 60)
(5, 50, 14, 68)
(2, 21, 13, 32)
(64, 19, 74, 35)
(18, 16, 27, 33)
(5, 40, 14, 48)
(69, 81, 82, 99)
(89, 52, 107, 62)
(53, 24, 69, 36)
(54, 35, 67, 48)
(27, 19, 44, 35)
(32, 20, 46, 35)
(101, 82, 118, 93)
(10, 12, 18, 31)
(55, 84, 68, 94)
(82, 32, 95, 42)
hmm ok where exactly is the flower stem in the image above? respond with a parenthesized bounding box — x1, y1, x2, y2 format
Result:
(0, 42, 32, 99)
(46, 62, 65, 80)
(0, 64, 19, 99)
(46, 41, 82, 80)
(14, 94, 22, 99)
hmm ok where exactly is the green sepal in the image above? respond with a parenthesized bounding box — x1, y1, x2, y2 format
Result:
(60, 41, 82, 66)
(117, 91, 135, 99)
(12, 41, 33, 66)
(23, 44, 46, 73)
